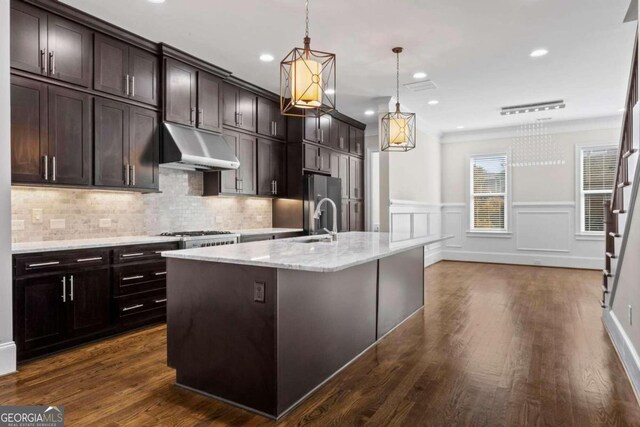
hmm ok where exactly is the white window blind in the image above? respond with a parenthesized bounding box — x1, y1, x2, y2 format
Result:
(470, 155, 507, 230)
(581, 147, 617, 233)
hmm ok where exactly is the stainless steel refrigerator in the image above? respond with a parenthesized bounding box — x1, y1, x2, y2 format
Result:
(303, 174, 342, 235)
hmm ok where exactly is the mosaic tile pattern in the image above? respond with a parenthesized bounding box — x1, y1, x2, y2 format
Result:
(11, 168, 272, 243)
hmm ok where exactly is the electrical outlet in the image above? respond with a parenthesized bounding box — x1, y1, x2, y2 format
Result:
(12, 220, 25, 231)
(629, 305, 633, 325)
(254, 282, 265, 303)
(99, 218, 112, 228)
(32, 208, 43, 224)
(50, 219, 66, 229)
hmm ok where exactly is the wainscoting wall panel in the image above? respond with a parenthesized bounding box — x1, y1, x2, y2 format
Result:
(516, 211, 571, 252)
(389, 200, 443, 267)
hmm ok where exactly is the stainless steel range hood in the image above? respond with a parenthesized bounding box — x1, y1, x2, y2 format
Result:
(161, 122, 240, 171)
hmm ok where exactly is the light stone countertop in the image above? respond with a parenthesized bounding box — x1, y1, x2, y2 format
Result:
(12, 236, 182, 254)
(231, 228, 304, 236)
(162, 232, 452, 273)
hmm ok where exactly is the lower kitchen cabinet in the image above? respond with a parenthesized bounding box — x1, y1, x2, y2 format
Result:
(67, 268, 112, 338)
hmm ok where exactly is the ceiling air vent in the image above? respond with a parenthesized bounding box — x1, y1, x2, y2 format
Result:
(404, 80, 438, 92)
(501, 100, 565, 116)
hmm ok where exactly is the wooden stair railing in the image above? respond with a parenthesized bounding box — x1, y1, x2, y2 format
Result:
(602, 34, 638, 308)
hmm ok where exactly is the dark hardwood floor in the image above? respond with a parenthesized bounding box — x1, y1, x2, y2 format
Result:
(1, 261, 639, 426)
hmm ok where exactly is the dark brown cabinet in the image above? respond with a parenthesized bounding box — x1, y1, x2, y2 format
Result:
(341, 199, 349, 232)
(349, 156, 364, 200)
(204, 130, 257, 195)
(257, 138, 285, 197)
(222, 83, 256, 132)
(304, 114, 331, 145)
(303, 143, 331, 173)
(257, 97, 285, 140)
(11, 76, 91, 186)
(94, 34, 159, 106)
(349, 200, 365, 231)
(197, 71, 222, 133)
(330, 152, 349, 199)
(10, 2, 92, 87)
(164, 58, 197, 126)
(67, 268, 111, 338)
(350, 126, 365, 156)
(94, 98, 159, 191)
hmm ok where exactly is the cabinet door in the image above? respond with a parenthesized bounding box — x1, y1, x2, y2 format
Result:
(274, 108, 286, 140)
(341, 199, 349, 232)
(349, 156, 358, 199)
(15, 275, 67, 352)
(95, 98, 129, 187)
(350, 127, 364, 156)
(272, 142, 285, 197)
(304, 115, 319, 142)
(220, 131, 239, 193)
(338, 121, 349, 152)
(237, 133, 257, 195)
(304, 143, 318, 170)
(349, 200, 364, 231)
(94, 33, 129, 98)
(11, 76, 48, 184)
(339, 154, 349, 199)
(47, 14, 92, 87)
(48, 86, 92, 186)
(129, 106, 159, 190)
(68, 269, 111, 338)
(257, 97, 274, 138)
(129, 46, 159, 106)
(164, 58, 197, 126)
(197, 71, 222, 133)
(319, 115, 331, 145)
(330, 151, 340, 180)
(222, 83, 238, 127)
(238, 90, 256, 132)
(10, 1, 47, 75)
(257, 138, 273, 196)
(318, 147, 331, 173)
(329, 117, 340, 150)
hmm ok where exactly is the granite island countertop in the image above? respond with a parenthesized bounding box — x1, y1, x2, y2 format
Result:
(162, 232, 452, 272)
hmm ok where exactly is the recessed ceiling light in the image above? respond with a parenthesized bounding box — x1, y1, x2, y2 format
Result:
(530, 49, 549, 58)
(428, 100, 439, 105)
(364, 110, 375, 116)
(413, 72, 427, 79)
(147, 0, 166, 3)
(457, 126, 465, 129)
(325, 88, 335, 95)
(259, 53, 274, 62)
(619, 108, 626, 112)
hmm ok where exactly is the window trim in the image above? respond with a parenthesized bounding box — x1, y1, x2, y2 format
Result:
(576, 144, 617, 236)
(469, 153, 509, 232)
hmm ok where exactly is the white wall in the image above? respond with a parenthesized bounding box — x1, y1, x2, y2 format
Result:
(0, 0, 17, 376)
(439, 118, 621, 269)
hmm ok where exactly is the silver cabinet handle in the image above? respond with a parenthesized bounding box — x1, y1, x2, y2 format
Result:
(121, 252, 145, 258)
(40, 49, 46, 73)
(154, 298, 167, 304)
(125, 74, 130, 96)
(190, 107, 195, 124)
(122, 304, 144, 312)
(69, 275, 74, 301)
(198, 109, 203, 126)
(271, 180, 275, 195)
(43, 155, 49, 181)
(51, 156, 56, 182)
(131, 75, 135, 97)
(154, 272, 167, 276)
(239, 112, 243, 126)
(275, 122, 278, 136)
(275, 180, 278, 195)
(49, 51, 55, 75)
(61, 276, 66, 302)
(28, 261, 60, 268)
(77, 257, 103, 263)
(122, 275, 145, 281)
(131, 165, 136, 187)
(321, 129, 324, 143)
(124, 164, 130, 186)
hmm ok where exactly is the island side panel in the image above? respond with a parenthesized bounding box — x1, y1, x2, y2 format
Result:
(166, 258, 278, 416)
(377, 246, 425, 338)
(276, 262, 378, 415)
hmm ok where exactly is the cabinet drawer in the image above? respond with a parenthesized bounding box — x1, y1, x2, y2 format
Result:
(113, 261, 167, 296)
(15, 249, 110, 277)
(117, 289, 166, 324)
(113, 242, 179, 264)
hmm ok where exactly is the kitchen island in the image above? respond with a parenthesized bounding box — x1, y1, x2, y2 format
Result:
(162, 232, 450, 419)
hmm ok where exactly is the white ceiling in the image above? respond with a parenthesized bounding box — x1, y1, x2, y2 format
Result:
(61, 0, 636, 134)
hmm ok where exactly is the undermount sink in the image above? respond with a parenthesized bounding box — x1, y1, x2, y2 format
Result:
(295, 236, 335, 244)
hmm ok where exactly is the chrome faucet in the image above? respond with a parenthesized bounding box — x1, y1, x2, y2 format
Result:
(313, 198, 338, 242)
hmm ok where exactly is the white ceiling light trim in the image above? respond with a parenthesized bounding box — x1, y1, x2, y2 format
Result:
(413, 72, 427, 79)
(428, 100, 439, 105)
(259, 54, 274, 62)
(530, 48, 549, 58)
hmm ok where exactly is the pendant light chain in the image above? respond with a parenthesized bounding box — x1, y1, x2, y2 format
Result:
(305, 0, 310, 39)
(396, 50, 400, 106)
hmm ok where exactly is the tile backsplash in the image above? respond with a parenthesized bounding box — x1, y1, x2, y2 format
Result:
(11, 168, 273, 243)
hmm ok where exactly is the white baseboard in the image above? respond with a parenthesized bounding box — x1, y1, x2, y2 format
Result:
(603, 310, 640, 403)
(441, 250, 601, 270)
(0, 341, 16, 377)
(424, 249, 443, 267)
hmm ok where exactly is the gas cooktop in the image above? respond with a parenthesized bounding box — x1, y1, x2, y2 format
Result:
(160, 231, 234, 237)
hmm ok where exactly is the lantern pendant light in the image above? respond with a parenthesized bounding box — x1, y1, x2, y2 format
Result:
(280, 0, 336, 117)
(381, 47, 416, 152)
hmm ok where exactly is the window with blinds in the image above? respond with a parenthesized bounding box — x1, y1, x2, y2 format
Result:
(470, 155, 507, 230)
(581, 147, 617, 233)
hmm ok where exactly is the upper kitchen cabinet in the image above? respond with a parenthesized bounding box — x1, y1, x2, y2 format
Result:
(349, 156, 364, 200)
(349, 126, 365, 156)
(203, 130, 257, 196)
(303, 114, 331, 145)
(94, 33, 159, 106)
(222, 83, 256, 132)
(257, 97, 286, 140)
(257, 138, 286, 197)
(164, 58, 197, 126)
(10, 2, 92, 87)
(94, 98, 159, 191)
(331, 119, 349, 152)
(11, 76, 91, 186)
(164, 58, 222, 132)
